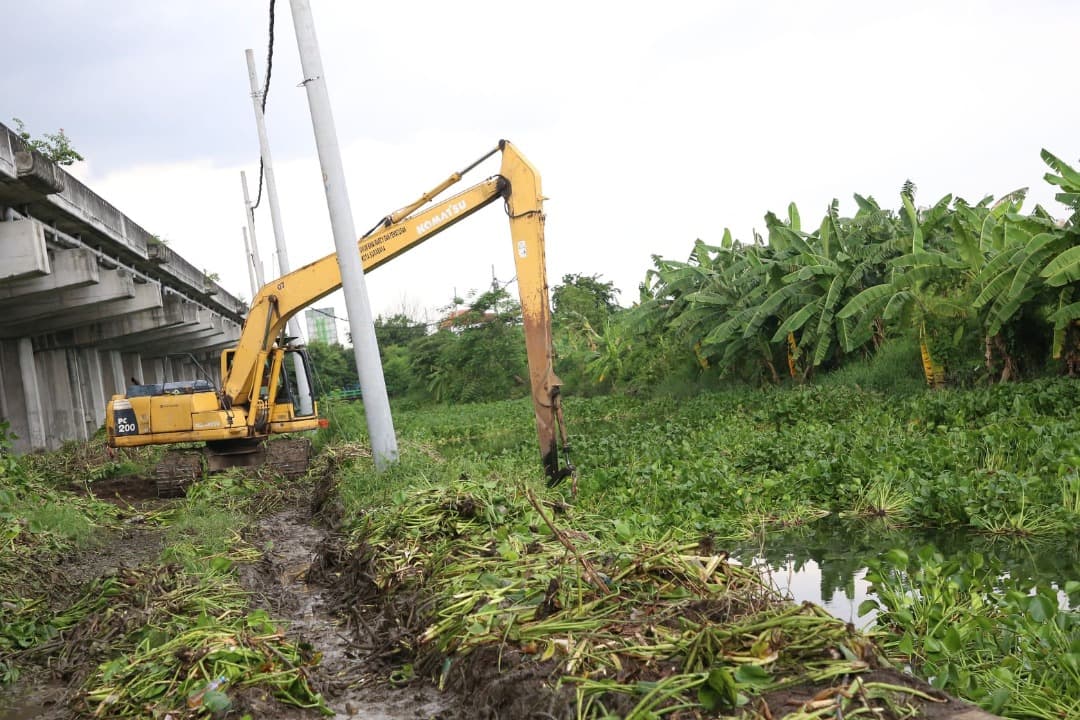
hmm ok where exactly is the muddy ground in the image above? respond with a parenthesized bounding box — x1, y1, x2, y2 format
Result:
(0, 476, 458, 720)
(0, 473, 1001, 720)
(237, 507, 456, 719)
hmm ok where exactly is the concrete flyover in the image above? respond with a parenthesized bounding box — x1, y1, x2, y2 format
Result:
(0, 120, 247, 453)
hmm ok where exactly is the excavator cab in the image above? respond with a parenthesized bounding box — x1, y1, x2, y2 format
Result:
(221, 345, 317, 426)
(275, 348, 317, 420)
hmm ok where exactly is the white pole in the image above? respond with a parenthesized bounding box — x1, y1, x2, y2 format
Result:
(242, 227, 258, 298)
(240, 170, 266, 287)
(244, 48, 313, 416)
(288, 0, 398, 471)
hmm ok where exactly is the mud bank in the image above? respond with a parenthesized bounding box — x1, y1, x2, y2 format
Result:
(239, 508, 457, 719)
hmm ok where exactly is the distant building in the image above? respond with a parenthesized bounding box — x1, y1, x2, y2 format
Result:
(305, 307, 339, 345)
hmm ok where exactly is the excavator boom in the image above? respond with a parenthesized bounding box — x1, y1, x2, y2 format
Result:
(222, 140, 573, 482)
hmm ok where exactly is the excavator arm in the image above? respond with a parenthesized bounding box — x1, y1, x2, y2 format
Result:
(223, 140, 574, 483)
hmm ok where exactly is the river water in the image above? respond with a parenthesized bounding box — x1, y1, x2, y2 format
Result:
(730, 516, 1080, 628)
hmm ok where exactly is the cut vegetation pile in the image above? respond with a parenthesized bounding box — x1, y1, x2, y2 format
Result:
(0, 428, 334, 718)
(6, 564, 327, 716)
(313, 468, 970, 719)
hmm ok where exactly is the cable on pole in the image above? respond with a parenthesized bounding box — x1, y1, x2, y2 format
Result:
(252, 0, 276, 211)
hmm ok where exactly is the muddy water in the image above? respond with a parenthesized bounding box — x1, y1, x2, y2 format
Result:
(242, 510, 456, 719)
(0, 689, 58, 720)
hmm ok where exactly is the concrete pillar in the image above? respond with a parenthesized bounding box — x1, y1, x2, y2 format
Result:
(151, 357, 165, 385)
(64, 349, 89, 442)
(1, 343, 29, 452)
(121, 352, 145, 386)
(0, 343, 8, 422)
(18, 338, 47, 451)
(42, 350, 75, 448)
(80, 348, 107, 429)
(208, 356, 221, 387)
(107, 350, 126, 397)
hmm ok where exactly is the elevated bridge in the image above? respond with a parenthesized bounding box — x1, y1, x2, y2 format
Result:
(0, 121, 245, 453)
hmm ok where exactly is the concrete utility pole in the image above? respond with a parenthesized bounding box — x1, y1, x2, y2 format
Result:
(244, 48, 313, 416)
(240, 171, 266, 287)
(241, 227, 258, 298)
(288, 0, 398, 471)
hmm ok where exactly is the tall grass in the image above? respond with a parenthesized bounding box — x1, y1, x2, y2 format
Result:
(816, 337, 926, 394)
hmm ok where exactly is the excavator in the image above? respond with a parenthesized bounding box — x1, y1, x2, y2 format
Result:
(106, 141, 574, 495)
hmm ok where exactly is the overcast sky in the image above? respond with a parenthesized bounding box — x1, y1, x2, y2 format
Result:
(3, 1, 1077, 336)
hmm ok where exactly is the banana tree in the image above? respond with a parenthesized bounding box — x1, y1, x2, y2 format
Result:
(760, 200, 910, 375)
(966, 151, 1080, 379)
(1038, 150, 1080, 370)
(838, 190, 971, 386)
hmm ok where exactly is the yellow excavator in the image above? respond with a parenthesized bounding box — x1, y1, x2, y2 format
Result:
(107, 141, 574, 494)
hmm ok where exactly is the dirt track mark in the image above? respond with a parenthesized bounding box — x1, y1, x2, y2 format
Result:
(241, 509, 456, 719)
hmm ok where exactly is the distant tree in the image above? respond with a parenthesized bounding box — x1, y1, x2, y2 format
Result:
(306, 341, 355, 394)
(380, 344, 413, 397)
(12, 117, 84, 166)
(552, 273, 621, 329)
(400, 287, 528, 403)
(374, 313, 427, 348)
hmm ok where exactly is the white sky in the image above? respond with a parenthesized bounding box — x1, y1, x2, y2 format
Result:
(6, 1, 1078, 337)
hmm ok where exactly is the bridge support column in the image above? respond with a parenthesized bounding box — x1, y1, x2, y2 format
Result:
(40, 350, 76, 447)
(121, 352, 145, 388)
(80, 348, 107, 430)
(1, 344, 25, 451)
(0, 343, 8, 423)
(64, 349, 89, 442)
(18, 339, 47, 451)
(150, 357, 165, 385)
(106, 351, 125, 398)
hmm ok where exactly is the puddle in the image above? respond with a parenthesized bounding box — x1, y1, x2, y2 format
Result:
(0, 682, 67, 720)
(743, 557, 876, 627)
(732, 516, 1080, 626)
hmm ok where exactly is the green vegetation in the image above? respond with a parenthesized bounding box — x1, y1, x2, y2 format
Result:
(0, 425, 120, 561)
(317, 450, 936, 718)
(71, 473, 328, 717)
(352, 379, 1080, 540)
(11, 117, 84, 166)
(864, 548, 1079, 719)
(555, 148, 1080, 394)
(316, 377, 1078, 717)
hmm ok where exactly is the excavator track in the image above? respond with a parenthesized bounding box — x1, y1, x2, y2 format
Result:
(154, 450, 204, 498)
(152, 438, 313, 497)
(261, 438, 312, 479)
